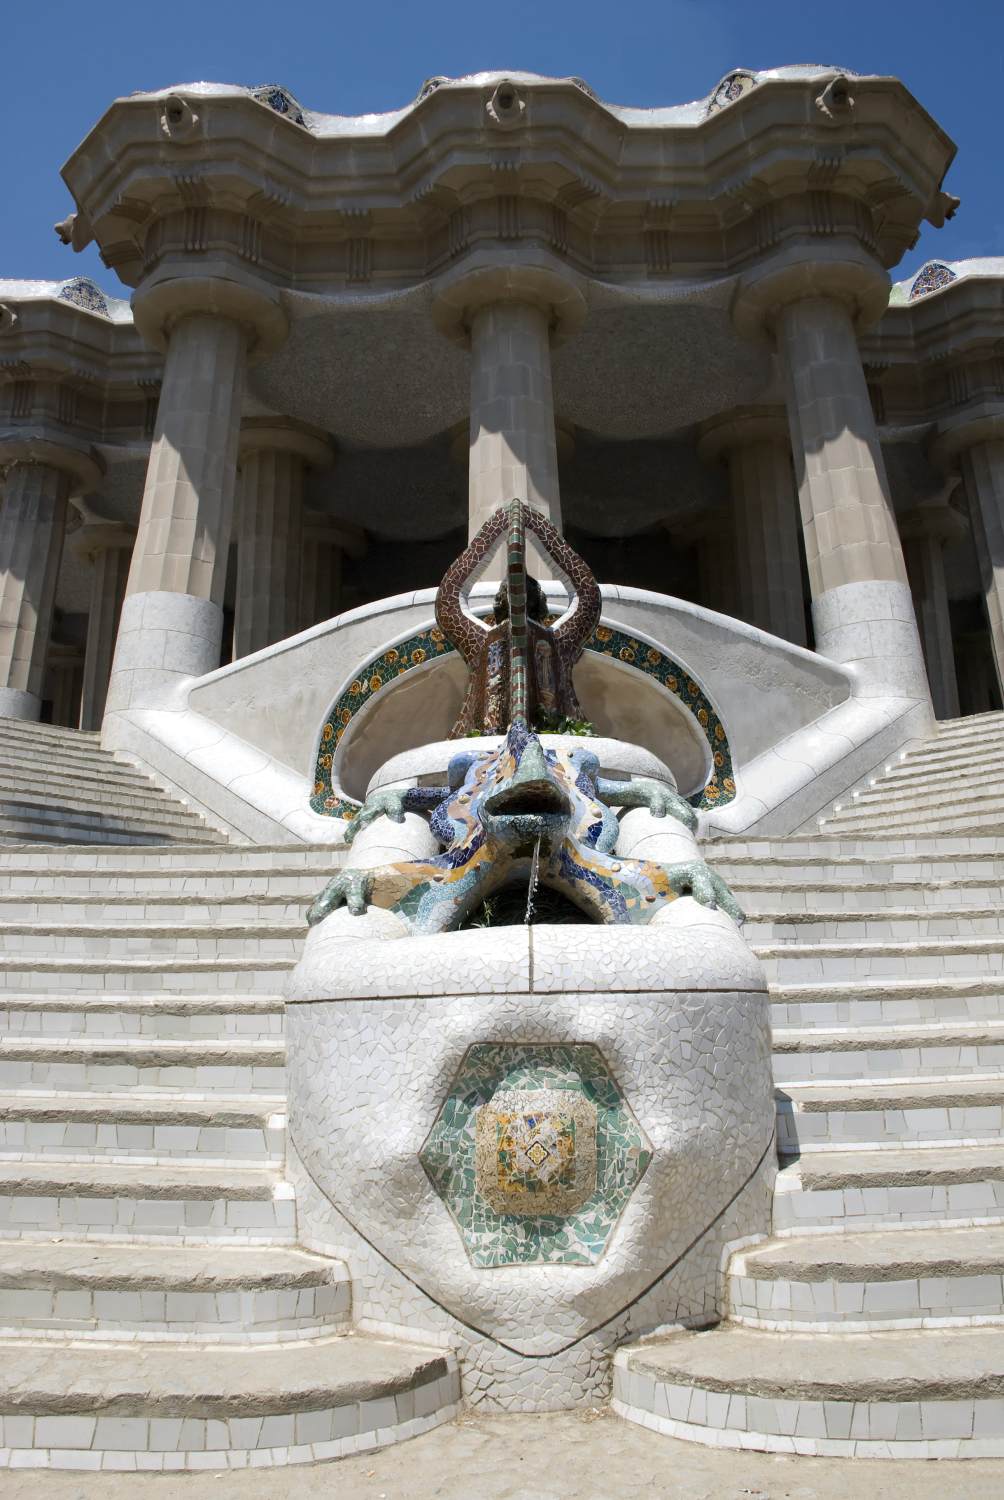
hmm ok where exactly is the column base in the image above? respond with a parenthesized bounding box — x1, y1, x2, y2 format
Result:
(812, 579, 933, 704)
(103, 591, 223, 717)
(0, 688, 41, 722)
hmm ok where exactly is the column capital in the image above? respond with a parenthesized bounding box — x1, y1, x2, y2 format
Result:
(0, 435, 104, 495)
(131, 268, 289, 362)
(430, 248, 587, 348)
(929, 403, 1004, 472)
(697, 407, 789, 464)
(70, 521, 136, 564)
(239, 417, 335, 469)
(731, 241, 891, 344)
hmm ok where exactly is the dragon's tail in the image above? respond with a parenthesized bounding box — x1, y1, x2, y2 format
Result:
(506, 498, 529, 729)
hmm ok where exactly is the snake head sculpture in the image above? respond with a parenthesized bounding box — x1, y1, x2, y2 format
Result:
(306, 722, 742, 933)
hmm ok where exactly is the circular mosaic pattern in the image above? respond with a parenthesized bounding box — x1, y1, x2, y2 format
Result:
(419, 1044, 652, 1268)
(311, 622, 735, 818)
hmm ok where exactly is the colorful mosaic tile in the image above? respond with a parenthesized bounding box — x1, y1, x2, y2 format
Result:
(311, 622, 734, 819)
(706, 71, 756, 114)
(249, 84, 307, 127)
(909, 261, 957, 300)
(419, 1044, 652, 1267)
(57, 277, 109, 316)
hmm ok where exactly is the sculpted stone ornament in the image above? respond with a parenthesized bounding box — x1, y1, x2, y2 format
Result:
(289, 499, 771, 1401)
(436, 499, 600, 738)
(307, 501, 743, 933)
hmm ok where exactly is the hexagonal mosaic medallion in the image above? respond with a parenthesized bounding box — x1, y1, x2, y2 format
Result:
(419, 1043, 652, 1267)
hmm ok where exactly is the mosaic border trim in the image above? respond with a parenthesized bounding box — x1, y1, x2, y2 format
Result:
(311, 622, 735, 819)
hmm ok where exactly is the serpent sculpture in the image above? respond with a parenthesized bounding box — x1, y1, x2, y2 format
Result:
(307, 500, 742, 934)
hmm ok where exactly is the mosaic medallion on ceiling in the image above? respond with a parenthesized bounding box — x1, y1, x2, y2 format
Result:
(419, 1043, 652, 1268)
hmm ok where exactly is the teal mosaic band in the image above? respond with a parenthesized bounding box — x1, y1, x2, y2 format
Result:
(311, 622, 735, 818)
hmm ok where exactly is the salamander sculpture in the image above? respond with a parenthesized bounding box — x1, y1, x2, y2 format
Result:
(305, 720, 743, 934)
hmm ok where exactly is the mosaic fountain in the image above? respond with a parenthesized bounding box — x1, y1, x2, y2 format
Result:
(284, 501, 775, 1408)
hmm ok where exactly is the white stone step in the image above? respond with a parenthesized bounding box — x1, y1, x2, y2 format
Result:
(0, 803, 224, 845)
(0, 1091, 285, 1163)
(0, 956, 294, 994)
(754, 937, 1004, 984)
(770, 977, 1004, 1028)
(777, 1076, 1004, 1151)
(0, 919, 303, 961)
(0, 771, 181, 817)
(0, 819, 185, 849)
(0, 1161, 295, 1242)
(708, 849, 1004, 888)
(0, 1333, 458, 1469)
(0, 844, 330, 872)
(932, 711, 1004, 743)
(0, 992, 284, 1041)
(0, 744, 163, 792)
(0, 892, 310, 922)
(862, 759, 1004, 800)
(819, 797, 1004, 836)
(773, 1021, 1004, 1083)
(0, 1037, 285, 1095)
(735, 879, 1004, 914)
(0, 718, 101, 746)
(729, 1225, 1004, 1330)
(613, 1324, 1004, 1457)
(772, 1144, 1004, 1232)
(0, 1242, 351, 1342)
(747, 907, 1004, 943)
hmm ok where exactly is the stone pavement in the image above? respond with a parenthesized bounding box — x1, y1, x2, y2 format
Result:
(4, 1412, 1004, 1499)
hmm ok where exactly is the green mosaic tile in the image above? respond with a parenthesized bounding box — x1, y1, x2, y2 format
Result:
(311, 622, 734, 818)
(419, 1043, 652, 1268)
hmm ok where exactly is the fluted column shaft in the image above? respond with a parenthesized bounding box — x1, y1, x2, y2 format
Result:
(902, 523, 960, 721)
(960, 439, 1004, 696)
(77, 526, 134, 731)
(777, 295, 929, 700)
(0, 461, 70, 720)
(469, 301, 560, 573)
(234, 450, 305, 658)
(730, 441, 806, 644)
(695, 518, 739, 618)
(106, 311, 247, 712)
(700, 412, 806, 644)
(300, 526, 343, 631)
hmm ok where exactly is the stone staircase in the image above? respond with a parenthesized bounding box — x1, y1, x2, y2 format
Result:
(0, 718, 227, 846)
(819, 711, 1004, 837)
(0, 840, 459, 1472)
(614, 833, 1004, 1458)
(4, 711, 1004, 1466)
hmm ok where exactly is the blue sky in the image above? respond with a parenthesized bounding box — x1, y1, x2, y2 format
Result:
(5, 0, 1002, 289)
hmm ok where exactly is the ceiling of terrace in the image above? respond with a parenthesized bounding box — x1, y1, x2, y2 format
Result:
(247, 296, 777, 450)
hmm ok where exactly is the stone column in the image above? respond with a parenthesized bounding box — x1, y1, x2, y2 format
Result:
(73, 522, 135, 731)
(932, 411, 1004, 697)
(46, 643, 85, 729)
(734, 250, 931, 707)
(300, 514, 366, 631)
(0, 439, 103, 721)
(698, 409, 806, 645)
(900, 498, 966, 721)
(234, 420, 334, 659)
(666, 508, 739, 618)
(433, 260, 586, 576)
(105, 277, 287, 714)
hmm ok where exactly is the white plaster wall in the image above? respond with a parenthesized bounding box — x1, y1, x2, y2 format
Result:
(99, 581, 926, 842)
(284, 899, 775, 1409)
